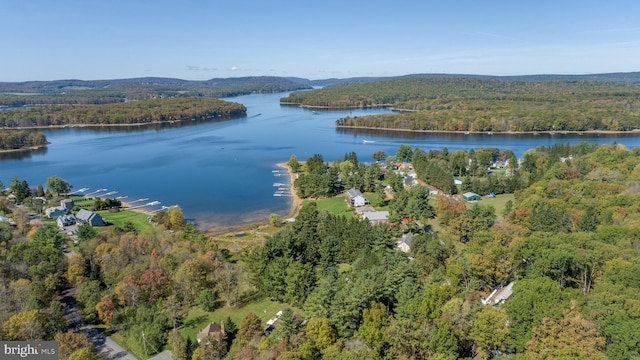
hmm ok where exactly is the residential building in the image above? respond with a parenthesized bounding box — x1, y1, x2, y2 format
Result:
(345, 188, 369, 207)
(462, 192, 482, 202)
(197, 322, 225, 343)
(396, 232, 413, 253)
(45, 199, 75, 219)
(76, 209, 105, 226)
(57, 214, 76, 228)
(363, 210, 389, 225)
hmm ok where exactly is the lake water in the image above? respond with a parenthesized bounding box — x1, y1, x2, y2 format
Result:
(2, 92, 639, 229)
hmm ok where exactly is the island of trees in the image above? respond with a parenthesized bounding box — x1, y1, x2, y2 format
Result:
(281, 78, 640, 132)
(1, 142, 639, 360)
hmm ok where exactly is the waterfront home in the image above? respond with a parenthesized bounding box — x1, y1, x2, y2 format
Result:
(76, 209, 105, 226)
(57, 214, 76, 228)
(45, 199, 76, 219)
(61, 198, 75, 211)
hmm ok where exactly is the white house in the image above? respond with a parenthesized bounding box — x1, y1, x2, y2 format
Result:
(396, 232, 414, 253)
(345, 188, 369, 207)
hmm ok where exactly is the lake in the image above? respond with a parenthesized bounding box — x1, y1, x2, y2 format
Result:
(2, 92, 639, 229)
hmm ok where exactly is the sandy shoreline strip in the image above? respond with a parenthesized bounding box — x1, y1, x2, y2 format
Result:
(334, 125, 640, 135)
(276, 162, 302, 220)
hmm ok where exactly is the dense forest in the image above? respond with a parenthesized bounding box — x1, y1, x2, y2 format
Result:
(0, 129, 47, 150)
(1, 142, 640, 359)
(281, 78, 640, 132)
(244, 143, 640, 359)
(0, 97, 247, 127)
(0, 76, 311, 106)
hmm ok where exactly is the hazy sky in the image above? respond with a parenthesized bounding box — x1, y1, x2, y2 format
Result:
(2, 0, 639, 81)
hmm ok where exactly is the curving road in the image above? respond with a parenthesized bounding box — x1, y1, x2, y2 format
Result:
(62, 288, 138, 360)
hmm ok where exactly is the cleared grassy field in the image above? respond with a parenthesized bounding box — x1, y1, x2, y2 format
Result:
(303, 195, 355, 218)
(466, 193, 514, 221)
(69, 195, 152, 231)
(181, 298, 304, 341)
(97, 209, 152, 231)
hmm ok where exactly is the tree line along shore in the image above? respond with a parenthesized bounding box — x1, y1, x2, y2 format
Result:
(0, 97, 247, 151)
(281, 78, 640, 133)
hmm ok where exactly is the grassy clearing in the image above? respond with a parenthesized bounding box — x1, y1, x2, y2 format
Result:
(304, 195, 355, 218)
(97, 209, 152, 231)
(181, 298, 304, 342)
(209, 228, 272, 254)
(364, 191, 389, 210)
(69, 195, 152, 231)
(466, 193, 514, 221)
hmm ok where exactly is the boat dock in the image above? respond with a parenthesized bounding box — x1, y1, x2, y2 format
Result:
(272, 169, 292, 197)
(70, 187, 167, 214)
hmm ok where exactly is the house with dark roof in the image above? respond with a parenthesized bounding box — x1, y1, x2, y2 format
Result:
(45, 199, 75, 219)
(345, 188, 369, 207)
(404, 175, 418, 188)
(396, 232, 414, 253)
(75, 209, 105, 226)
(57, 214, 76, 228)
(197, 322, 225, 343)
(60, 199, 75, 211)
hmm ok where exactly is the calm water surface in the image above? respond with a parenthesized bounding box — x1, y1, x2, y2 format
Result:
(2, 92, 639, 229)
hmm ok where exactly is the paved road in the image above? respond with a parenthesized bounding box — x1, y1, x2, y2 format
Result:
(62, 288, 138, 360)
(148, 350, 173, 360)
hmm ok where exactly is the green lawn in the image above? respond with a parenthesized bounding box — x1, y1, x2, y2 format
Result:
(466, 193, 514, 221)
(69, 195, 152, 231)
(97, 209, 152, 231)
(304, 195, 355, 218)
(302, 191, 390, 218)
(181, 298, 304, 341)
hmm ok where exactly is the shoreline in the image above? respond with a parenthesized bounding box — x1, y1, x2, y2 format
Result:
(0, 144, 49, 154)
(334, 125, 640, 135)
(276, 162, 302, 220)
(203, 162, 301, 236)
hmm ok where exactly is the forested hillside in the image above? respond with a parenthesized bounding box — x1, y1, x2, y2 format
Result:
(281, 78, 640, 132)
(0, 76, 311, 106)
(0, 97, 246, 128)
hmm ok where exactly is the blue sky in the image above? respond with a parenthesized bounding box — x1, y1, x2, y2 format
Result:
(2, 0, 639, 81)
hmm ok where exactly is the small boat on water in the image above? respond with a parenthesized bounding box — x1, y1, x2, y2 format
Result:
(362, 140, 375, 144)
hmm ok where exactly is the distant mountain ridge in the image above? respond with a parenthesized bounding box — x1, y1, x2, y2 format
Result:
(307, 71, 640, 87)
(0, 76, 311, 94)
(2, 72, 640, 92)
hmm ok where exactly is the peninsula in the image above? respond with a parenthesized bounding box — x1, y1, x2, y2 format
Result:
(281, 78, 640, 133)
